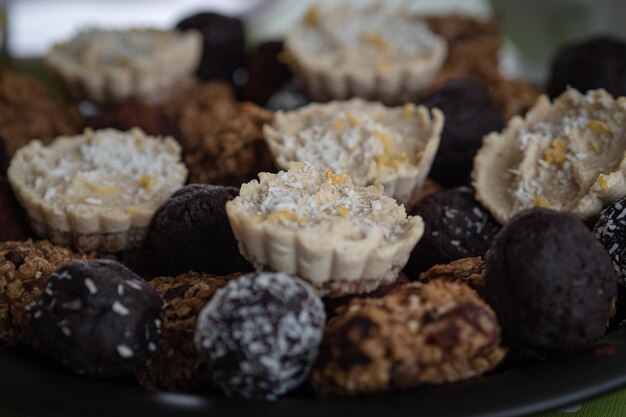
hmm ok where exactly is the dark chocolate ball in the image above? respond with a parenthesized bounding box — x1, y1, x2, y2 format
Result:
(149, 184, 253, 276)
(266, 80, 311, 112)
(547, 36, 626, 99)
(32, 259, 164, 377)
(176, 12, 245, 82)
(241, 41, 293, 105)
(0, 135, 7, 176)
(485, 208, 617, 352)
(88, 100, 180, 139)
(416, 78, 503, 187)
(595, 196, 626, 285)
(403, 187, 500, 278)
(195, 272, 326, 400)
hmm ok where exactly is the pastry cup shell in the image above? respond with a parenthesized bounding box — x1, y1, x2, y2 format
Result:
(226, 201, 425, 297)
(8, 131, 187, 253)
(45, 30, 202, 103)
(263, 99, 443, 204)
(473, 92, 626, 224)
(284, 35, 447, 105)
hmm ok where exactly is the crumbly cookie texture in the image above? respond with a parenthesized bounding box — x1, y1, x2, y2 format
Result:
(474, 89, 626, 224)
(418, 257, 485, 296)
(264, 99, 443, 203)
(0, 71, 83, 157)
(284, 4, 447, 103)
(425, 15, 540, 120)
(311, 279, 506, 396)
(164, 81, 276, 187)
(0, 240, 86, 346)
(8, 128, 187, 253)
(136, 272, 240, 391)
(45, 28, 201, 103)
(226, 162, 424, 296)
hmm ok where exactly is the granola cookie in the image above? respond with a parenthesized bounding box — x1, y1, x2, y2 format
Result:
(136, 272, 240, 391)
(418, 257, 485, 295)
(0, 71, 83, 157)
(164, 82, 275, 187)
(0, 240, 85, 346)
(312, 279, 506, 396)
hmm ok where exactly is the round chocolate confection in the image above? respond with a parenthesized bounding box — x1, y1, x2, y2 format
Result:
(547, 36, 626, 99)
(416, 78, 503, 187)
(195, 272, 326, 400)
(31, 259, 164, 377)
(88, 100, 180, 139)
(595, 196, 626, 285)
(241, 41, 293, 105)
(485, 208, 617, 352)
(266, 80, 312, 112)
(0, 135, 7, 176)
(176, 12, 245, 82)
(403, 187, 500, 278)
(149, 184, 253, 276)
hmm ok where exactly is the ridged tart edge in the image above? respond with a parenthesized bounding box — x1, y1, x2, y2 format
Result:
(225, 199, 424, 297)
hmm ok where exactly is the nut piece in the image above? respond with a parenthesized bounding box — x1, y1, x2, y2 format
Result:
(136, 272, 240, 391)
(312, 280, 506, 396)
(0, 240, 86, 346)
(418, 257, 485, 295)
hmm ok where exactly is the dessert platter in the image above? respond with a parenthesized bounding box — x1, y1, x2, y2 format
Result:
(2, 3, 626, 416)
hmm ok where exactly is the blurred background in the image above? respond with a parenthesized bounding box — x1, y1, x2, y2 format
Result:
(2, 0, 626, 82)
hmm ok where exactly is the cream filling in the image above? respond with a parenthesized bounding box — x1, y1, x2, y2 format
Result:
(475, 89, 626, 223)
(271, 104, 423, 185)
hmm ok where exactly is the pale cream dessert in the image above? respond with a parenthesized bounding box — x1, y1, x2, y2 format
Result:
(284, 4, 447, 103)
(474, 88, 626, 224)
(264, 99, 443, 204)
(226, 162, 424, 296)
(45, 28, 201, 103)
(8, 128, 188, 253)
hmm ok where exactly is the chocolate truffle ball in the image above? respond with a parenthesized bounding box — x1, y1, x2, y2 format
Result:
(266, 80, 311, 112)
(416, 78, 503, 186)
(241, 41, 293, 105)
(176, 12, 245, 82)
(547, 36, 626, 99)
(485, 208, 617, 352)
(88, 100, 180, 138)
(149, 184, 253, 276)
(0, 135, 7, 176)
(195, 272, 326, 400)
(595, 196, 626, 285)
(403, 188, 500, 278)
(32, 259, 164, 377)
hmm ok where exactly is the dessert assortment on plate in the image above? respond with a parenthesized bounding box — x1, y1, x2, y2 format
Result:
(1, 1, 625, 403)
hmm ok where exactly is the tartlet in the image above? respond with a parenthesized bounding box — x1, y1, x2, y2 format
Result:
(284, 4, 447, 104)
(474, 88, 626, 224)
(8, 128, 187, 253)
(225, 162, 424, 297)
(45, 28, 201, 103)
(263, 99, 443, 203)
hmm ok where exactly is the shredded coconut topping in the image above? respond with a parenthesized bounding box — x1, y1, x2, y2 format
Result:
(234, 162, 413, 241)
(269, 104, 425, 185)
(13, 128, 187, 212)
